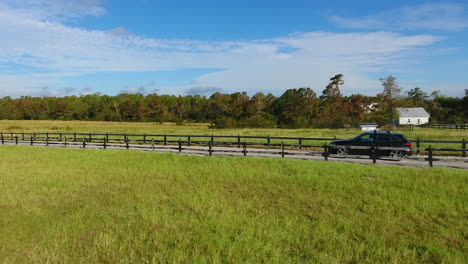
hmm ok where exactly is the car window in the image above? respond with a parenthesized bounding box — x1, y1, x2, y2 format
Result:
(375, 134, 391, 142)
(358, 134, 373, 142)
(351, 133, 367, 141)
(391, 135, 402, 141)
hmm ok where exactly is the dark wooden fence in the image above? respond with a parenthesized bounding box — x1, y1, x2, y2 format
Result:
(0, 131, 466, 168)
(423, 124, 467, 130)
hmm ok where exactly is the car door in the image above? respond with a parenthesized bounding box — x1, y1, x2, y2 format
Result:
(374, 133, 392, 156)
(351, 133, 374, 155)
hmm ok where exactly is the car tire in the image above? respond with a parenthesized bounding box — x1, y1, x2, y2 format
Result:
(389, 150, 404, 158)
(337, 148, 349, 156)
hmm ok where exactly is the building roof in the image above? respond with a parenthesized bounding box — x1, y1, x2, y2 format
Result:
(358, 123, 378, 126)
(396, 107, 430, 118)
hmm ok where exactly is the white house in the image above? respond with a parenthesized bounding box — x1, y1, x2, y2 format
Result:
(362, 102, 379, 113)
(358, 123, 378, 131)
(396, 107, 430, 125)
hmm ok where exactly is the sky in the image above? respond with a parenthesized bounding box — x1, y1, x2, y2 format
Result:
(0, 0, 467, 98)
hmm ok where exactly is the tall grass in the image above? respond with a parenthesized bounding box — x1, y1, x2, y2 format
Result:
(0, 146, 466, 263)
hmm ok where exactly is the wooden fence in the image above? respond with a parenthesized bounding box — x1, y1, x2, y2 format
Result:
(0, 132, 466, 168)
(423, 124, 467, 130)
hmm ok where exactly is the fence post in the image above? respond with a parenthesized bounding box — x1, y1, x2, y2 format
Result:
(82, 138, 86, 149)
(188, 136, 191, 146)
(103, 137, 106, 150)
(237, 134, 241, 148)
(164, 134, 167, 146)
(143, 134, 146, 144)
(209, 142, 213, 156)
(299, 138, 302, 150)
(178, 139, 182, 154)
(15, 136, 18, 145)
(211, 134, 214, 146)
(281, 141, 285, 158)
(416, 138, 420, 155)
(30, 136, 33, 146)
(462, 138, 466, 158)
(267, 135, 270, 149)
(106, 133, 109, 143)
(243, 141, 247, 156)
(64, 137, 67, 148)
(126, 139, 129, 149)
(74, 132, 76, 142)
(22, 132, 24, 141)
(323, 145, 329, 161)
(428, 145, 433, 167)
(46, 134, 49, 146)
(89, 133, 92, 142)
(371, 144, 377, 164)
(152, 139, 155, 152)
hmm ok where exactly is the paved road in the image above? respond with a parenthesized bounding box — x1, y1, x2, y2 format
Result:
(2, 141, 468, 170)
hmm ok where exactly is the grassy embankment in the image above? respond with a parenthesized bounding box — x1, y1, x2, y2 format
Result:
(0, 120, 467, 150)
(0, 146, 466, 263)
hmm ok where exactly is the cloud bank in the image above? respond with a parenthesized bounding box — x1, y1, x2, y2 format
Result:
(330, 3, 468, 31)
(0, 1, 452, 97)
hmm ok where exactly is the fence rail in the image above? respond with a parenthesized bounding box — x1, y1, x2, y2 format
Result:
(423, 124, 467, 130)
(1, 132, 467, 168)
(0, 131, 465, 146)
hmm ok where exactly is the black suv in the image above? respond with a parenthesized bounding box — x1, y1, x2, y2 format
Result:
(328, 131, 413, 158)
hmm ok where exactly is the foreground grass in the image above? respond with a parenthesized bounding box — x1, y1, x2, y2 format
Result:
(0, 146, 466, 263)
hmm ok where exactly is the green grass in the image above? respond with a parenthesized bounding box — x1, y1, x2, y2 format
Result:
(0, 120, 466, 139)
(0, 146, 466, 263)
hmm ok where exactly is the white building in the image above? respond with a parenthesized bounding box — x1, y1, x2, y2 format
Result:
(362, 102, 378, 113)
(358, 123, 378, 131)
(396, 107, 430, 125)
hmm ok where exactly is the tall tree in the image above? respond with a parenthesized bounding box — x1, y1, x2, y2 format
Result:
(321, 74, 344, 100)
(407, 87, 427, 106)
(274, 88, 319, 128)
(318, 74, 346, 127)
(379, 75, 401, 123)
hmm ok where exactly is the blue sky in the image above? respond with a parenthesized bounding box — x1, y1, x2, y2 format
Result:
(0, 0, 467, 97)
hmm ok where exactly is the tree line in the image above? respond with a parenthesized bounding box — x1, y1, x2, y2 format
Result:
(1, 75, 467, 128)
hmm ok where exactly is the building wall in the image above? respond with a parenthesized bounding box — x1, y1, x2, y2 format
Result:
(360, 126, 378, 131)
(398, 117, 429, 125)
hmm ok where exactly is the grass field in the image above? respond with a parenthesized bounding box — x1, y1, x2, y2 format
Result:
(0, 146, 466, 263)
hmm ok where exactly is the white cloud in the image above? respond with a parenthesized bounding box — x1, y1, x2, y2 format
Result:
(0, 0, 106, 21)
(186, 86, 223, 96)
(0, 2, 449, 97)
(119, 81, 159, 95)
(330, 3, 468, 31)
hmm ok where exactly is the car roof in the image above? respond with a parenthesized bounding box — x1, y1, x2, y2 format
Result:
(364, 131, 403, 136)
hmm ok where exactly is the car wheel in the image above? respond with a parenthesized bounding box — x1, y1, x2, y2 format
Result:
(389, 150, 404, 158)
(337, 148, 349, 156)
